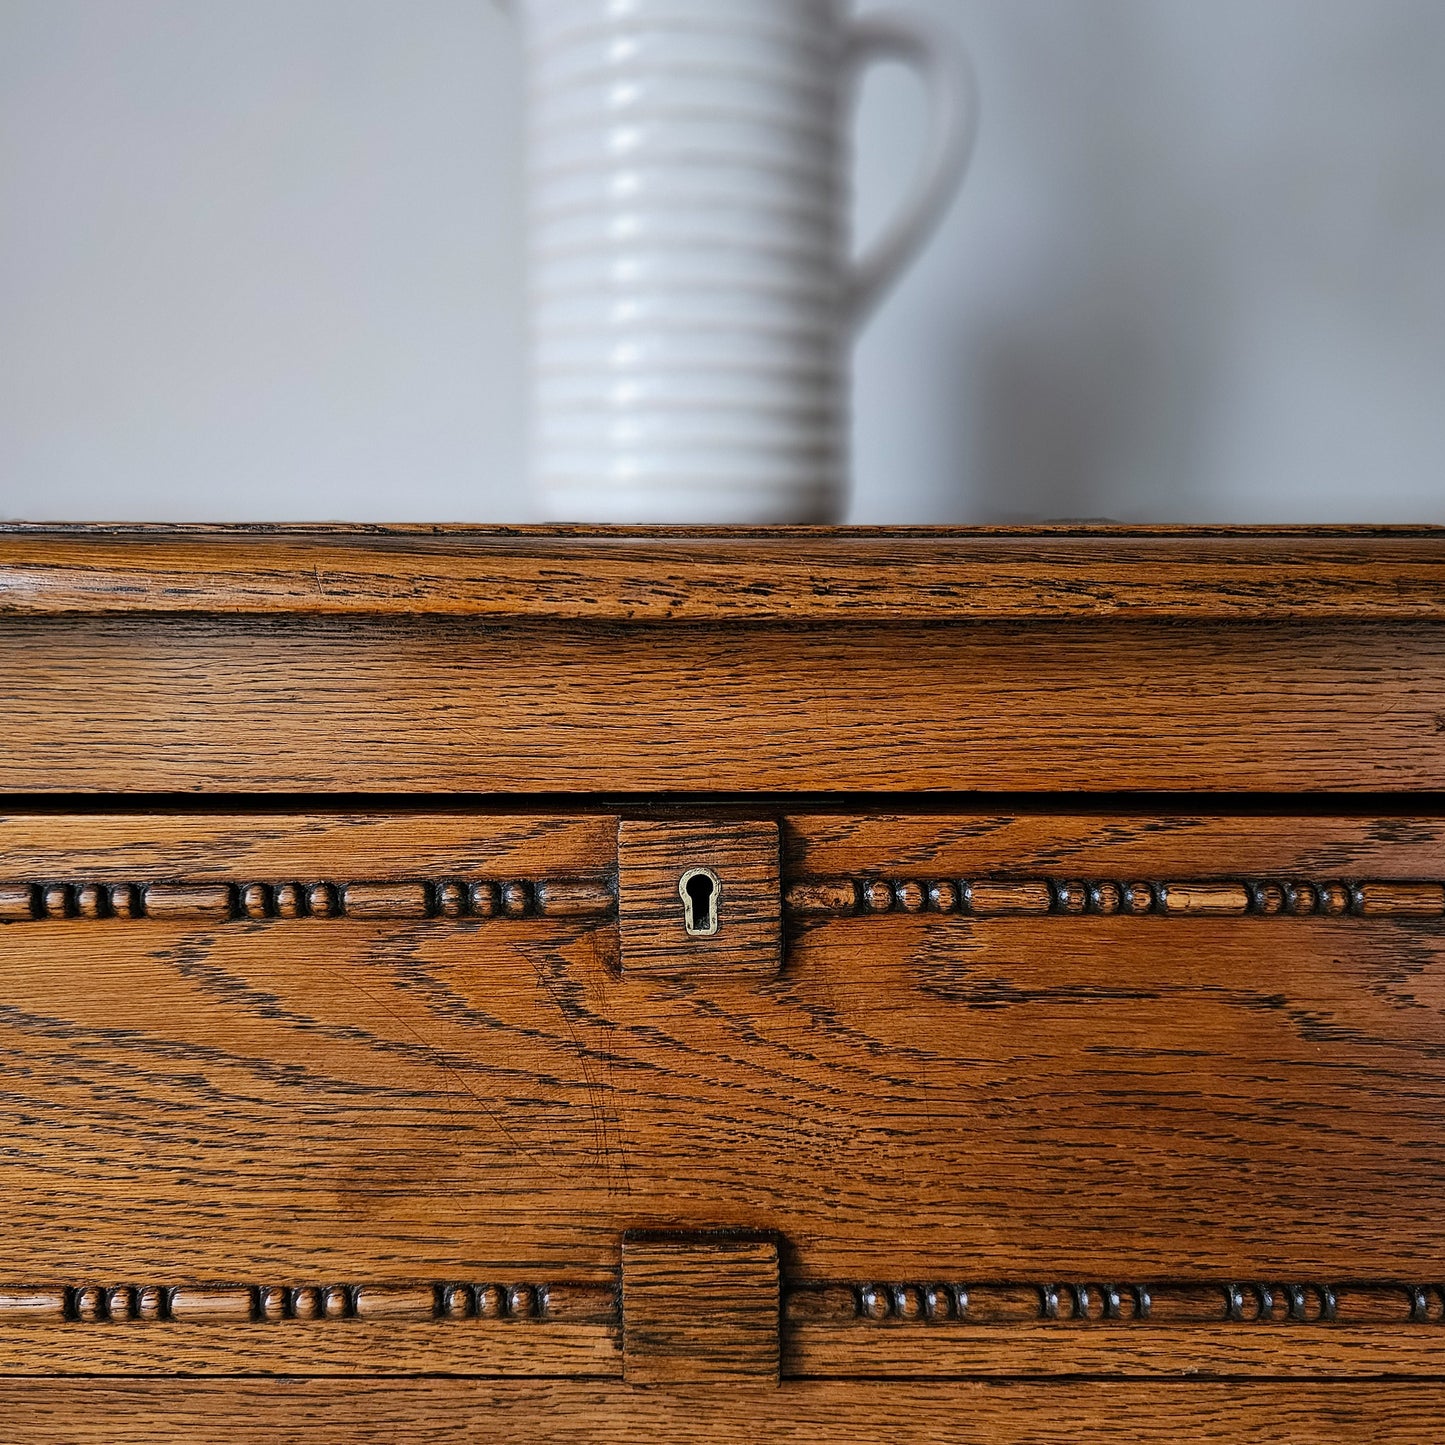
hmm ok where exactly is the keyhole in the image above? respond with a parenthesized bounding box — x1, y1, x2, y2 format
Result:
(678, 867, 720, 937)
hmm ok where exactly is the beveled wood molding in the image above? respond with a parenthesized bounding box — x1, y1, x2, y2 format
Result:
(785, 876, 1445, 918)
(0, 877, 616, 923)
(788, 1281, 1445, 1326)
(5, 525, 1445, 621)
(7, 1271, 1445, 1388)
(0, 1283, 616, 1325)
(786, 1279, 1445, 1379)
(9, 868, 1442, 929)
(7, 1277, 1443, 1329)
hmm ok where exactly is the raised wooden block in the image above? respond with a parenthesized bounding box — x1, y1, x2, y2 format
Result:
(618, 818, 780, 976)
(621, 1233, 779, 1386)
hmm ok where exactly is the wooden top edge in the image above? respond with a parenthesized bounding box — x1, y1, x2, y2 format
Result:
(2, 525, 1445, 621)
(4, 522, 1445, 537)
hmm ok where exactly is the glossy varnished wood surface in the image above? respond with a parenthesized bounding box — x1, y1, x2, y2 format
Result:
(9, 1380, 1445, 1444)
(0, 912, 623, 1276)
(786, 811, 1445, 877)
(0, 1317, 620, 1377)
(618, 819, 781, 976)
(784, 1314, 1445, 1379)
(4, 617, 1445, 792)
(3, 810, 1445, 1299)
(0, 811, 616, 879)
(3, 528, 1444, 1429)
(621, 1234, 780, 1384)
(4, 525, 1445, 620)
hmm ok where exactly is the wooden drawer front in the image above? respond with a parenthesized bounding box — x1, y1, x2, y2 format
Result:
(5, 614, 1445, 795)
(4, 809, 1445, 1381)
(775, 813, 1445, 1378)
(0, 811, 623, 1376)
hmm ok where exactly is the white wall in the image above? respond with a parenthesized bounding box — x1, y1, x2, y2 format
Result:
(2, 0, 1442, 523)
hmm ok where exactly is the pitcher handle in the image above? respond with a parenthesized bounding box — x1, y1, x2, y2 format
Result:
(844, 10, 980, 328)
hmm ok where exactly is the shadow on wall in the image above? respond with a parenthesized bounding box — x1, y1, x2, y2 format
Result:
(958, 282, 1211, 524)
(961, 0, 1213, 523)
(853, 0, 1445, 524)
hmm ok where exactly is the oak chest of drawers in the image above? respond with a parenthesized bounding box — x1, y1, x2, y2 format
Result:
(3, 524, 1445, 1442)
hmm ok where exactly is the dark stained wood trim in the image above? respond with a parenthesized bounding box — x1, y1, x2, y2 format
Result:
(16, 1276, 1439, 1330)
(7, 870, 1442, 926)
(788, 1279, 1443, 1326)
(4, 1273, 1445, 1382)
(0, 1281, 616, 1326)
(0, 877, 615, 922)
(783, 875, 1443, 918)
(5, 527, 1445, 621)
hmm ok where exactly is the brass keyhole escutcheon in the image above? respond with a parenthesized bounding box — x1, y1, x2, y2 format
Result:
(618, 819, 779, 974)
(678, 867, 720, 937)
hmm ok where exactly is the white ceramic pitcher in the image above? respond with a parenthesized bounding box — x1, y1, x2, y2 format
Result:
(519, 0, 978, 523)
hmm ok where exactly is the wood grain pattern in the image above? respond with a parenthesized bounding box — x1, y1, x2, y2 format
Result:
(0, 913, 628, 1277)
(6, 1379, 1445, 1444)
(0, 877, 614, 922)
(5, 616, 1445, 793)
(619, 819, 780, 976)
(0, 1281, 616, 1324)
(783, 874, 1437, 918)
(0, 812, 617, 879)
(4, 1272, 1445, 1380)
(762, 908, 1445, 1277)
(786, 812, 1445, 877)
(785, 1320, 1445, 1379)
(0, 1281, 620, 1376)
(621, 1234, 779, 1385)
(0, 811, 627, 1278)
(6, 526, 1445, 621)
(0, 1321, 619, 1377)
(0, 814, 617, 920)
(6, 529, 1445, 1428)
(785, 1280, 1445, 1376)
(4, 811, 1445, 1287)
